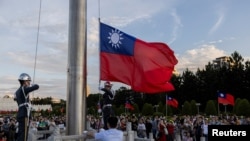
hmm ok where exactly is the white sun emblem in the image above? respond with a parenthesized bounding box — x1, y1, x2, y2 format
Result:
(108, 29, 123, 48)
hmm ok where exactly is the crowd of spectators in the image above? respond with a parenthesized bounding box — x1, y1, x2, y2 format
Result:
(87, 114, 250, 141)
(1, 114, 250, 141)
(0, 115, 66, 141)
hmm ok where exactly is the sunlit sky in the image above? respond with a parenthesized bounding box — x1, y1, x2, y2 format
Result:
(0, 0, 249, 100)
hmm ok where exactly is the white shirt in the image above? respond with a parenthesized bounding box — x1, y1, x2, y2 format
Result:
(137, 123, 146, 130)
(202, 123, 208, 135)
(95, 128, 123, 141)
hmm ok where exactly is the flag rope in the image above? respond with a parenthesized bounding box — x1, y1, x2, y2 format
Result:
(32, 0, 42, 101)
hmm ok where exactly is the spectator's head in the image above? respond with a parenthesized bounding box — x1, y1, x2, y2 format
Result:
(131, 115, 136, 121)
(107, 116, 118, 128)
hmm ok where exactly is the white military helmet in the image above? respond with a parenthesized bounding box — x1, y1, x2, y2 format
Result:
(104, 81, 113, 87)
(18, 73, 31, 81)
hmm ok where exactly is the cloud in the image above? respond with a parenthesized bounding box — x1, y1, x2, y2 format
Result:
(176, 45, 226, 73)
(208, 40, 223, 44)
(168, 8, 183, 44)
(208, 7, 225, 35)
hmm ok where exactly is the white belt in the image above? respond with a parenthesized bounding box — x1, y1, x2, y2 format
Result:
(104, 104, 112, 106)
(103, 104, 112, 109)
(18, 103, 30, 108)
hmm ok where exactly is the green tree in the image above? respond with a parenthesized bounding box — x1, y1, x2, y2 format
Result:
(141, 103, 154, 116)
(204, 100, 217, 116)
(182, 101, 191, 115)
(233, 98, 241, 114)
(190, 100, 197, 115)
(236, 99, 250, 116)
(166, 106, 174, 116)
(116, 105, 125, 115)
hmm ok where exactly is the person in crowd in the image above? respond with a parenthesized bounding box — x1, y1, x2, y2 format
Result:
(2, 119, 10, 141)
(0, 120, 6, 141)
(100, 81, 115, 130)
(118, 117, 127, 131)
(137, 118, 146, 138)
(47, 118, 60, 141)
(9, 118, 17, 141)
(157, 118, 167, 141)
(145, 117, 152, 139)
(201, 118, 209, 141)
(182, 131, 193, 141)
(94, 117, 103, 131)
(152, 115, 159, 140)
(86, 116, 123, 141)
(14, 73, 39, 141)
(166, 120, 175, 141)
(90, 117, 96, 129)
(193, 116, 203, 141)
(131, 115, 138, 132)
(29, 119, 38, 132)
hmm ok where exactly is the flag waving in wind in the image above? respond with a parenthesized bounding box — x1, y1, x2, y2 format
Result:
(125, 100, 134, 110)
(166, 96, 178, 108)
(218, 92, 235, 106)
(100, 22, 178, 93)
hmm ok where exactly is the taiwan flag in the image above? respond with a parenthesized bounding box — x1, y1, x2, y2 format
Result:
(100, 22, 178, 93)
(166, 96, 178, 108)
(125, 101, 134, 110)
(218, 93, 235, 106)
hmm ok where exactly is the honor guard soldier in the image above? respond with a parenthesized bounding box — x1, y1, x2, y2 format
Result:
(14, 73, 39, 141)
(101, 81, 115, 130)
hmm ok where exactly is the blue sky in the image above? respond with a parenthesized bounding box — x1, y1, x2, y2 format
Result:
(0, 0, 249, 100)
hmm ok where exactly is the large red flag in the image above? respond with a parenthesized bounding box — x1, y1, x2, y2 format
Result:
(100, 22, 178, 93)
(166, 96, 178, 108)
(218, 93, 235, 106)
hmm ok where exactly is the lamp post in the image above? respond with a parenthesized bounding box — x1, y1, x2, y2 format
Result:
(196, 103, 201, 115)
(154, 105, 159, 112)
(223, 104, 227, 113)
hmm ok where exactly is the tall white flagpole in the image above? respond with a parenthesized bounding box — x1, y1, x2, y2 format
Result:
(67, 0, 87, 135)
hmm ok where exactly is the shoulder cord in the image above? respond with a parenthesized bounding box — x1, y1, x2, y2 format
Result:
(22, 86, 29, 101)
(22, 86, 32, 118)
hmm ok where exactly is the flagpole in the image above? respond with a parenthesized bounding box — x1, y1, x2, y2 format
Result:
(217, 100, 220, 115)
(166, 94, 168, 118)
(98, 0, 103, 125)
(67, 0, 86, 135)
(224, 104, 227, 113)
(98, 0, 101, 88)
(217, 90, 220, 115)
